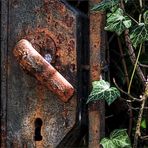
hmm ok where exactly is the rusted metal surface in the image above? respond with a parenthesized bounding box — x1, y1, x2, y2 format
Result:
(0, 0, 8, 147)
(0, 0, 86, 147)
(13, 39, 74, 102)
(89, 0, 106, 147)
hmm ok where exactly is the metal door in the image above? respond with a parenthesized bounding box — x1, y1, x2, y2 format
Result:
(1, 0, 89, 147)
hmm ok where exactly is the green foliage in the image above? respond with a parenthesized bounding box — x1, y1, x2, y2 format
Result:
(144, 10, 148, 24)
(87, 80, 120, 105)
(141, 118, 147, 129)
(91, 0, 128, 11)
(100, 129, 132, 148)
(130, 23, 148, 48)
(92, 0, 148, 47)
(91, 1, 148, 147)
(91, 0, 120, 11)
(105, 8, 131, 35)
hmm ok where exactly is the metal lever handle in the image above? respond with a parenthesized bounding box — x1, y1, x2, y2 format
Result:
(13, 39, 74, 102)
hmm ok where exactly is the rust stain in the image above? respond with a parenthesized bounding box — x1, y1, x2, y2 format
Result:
(63, 14, 74, 28)
(89, 1, 105, 82)
(38, 0, 74, 29)
(89, 0, 106, 148)
(57, 33, 65, 44)
(23, 29, 57, 64)
(6, 0, 78, 146)
(17, 0, 77, 82)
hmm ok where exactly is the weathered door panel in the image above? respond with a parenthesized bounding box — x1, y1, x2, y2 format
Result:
(1, 0, 87, 147)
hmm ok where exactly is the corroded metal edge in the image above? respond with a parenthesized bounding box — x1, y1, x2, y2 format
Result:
(89, 0, 106, 147)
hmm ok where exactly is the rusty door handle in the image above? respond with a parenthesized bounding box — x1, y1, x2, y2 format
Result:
(13, 39, 74, 102)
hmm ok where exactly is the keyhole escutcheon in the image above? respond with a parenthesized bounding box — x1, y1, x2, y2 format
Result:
(34, 118, 43, 141)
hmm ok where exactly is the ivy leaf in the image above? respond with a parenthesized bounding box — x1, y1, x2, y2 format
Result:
(87, 80, 120, 105)
(144, 10, 148, 24)
(100, 138, 115, 148)
(91, 0, 120, 11)
(104, 87, 120, 105)
(100, 129, 132, 148)
(105, 8, 132, 35)
(130, 23, 148, 48)
(111, 129, 131, 147)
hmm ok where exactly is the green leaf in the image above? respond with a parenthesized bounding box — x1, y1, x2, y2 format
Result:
(91, 0, 120, 11)
(105, 8, 132, 35)
(144, 10, 148, 24)
(100, 129, 132, 148)
(100, 138, 115, 148)
(105, 87, 120, 105)
(130, 23, 148, 48)
(141, 118, 147, 129)
(110, 129, 131, 147)
(87, 80, 120, 105)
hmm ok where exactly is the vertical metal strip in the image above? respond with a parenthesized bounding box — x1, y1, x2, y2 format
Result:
(89, 0, 106, 147)
(0, 0, 9, 147)
(56, 4, 90, 147)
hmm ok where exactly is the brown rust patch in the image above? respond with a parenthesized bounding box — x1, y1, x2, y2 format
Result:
(6, 0, 78, 146)
(57, 33, 65, 44)
(23, 29, 57, 65)
(63, 14, 74, 28)
(89, 0, 106, 148)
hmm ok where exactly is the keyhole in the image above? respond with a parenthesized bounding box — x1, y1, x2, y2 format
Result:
(34, 118, 43, 141)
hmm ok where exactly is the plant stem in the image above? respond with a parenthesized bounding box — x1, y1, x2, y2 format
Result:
(139, 0, 143, 9)
(128, 43, 143, 94)
(117, 37, 130, 87)
(124, 12, 139, 24)
(133, 81, 148, 148)
(128, 0, 143, 93)
(139, 0, 142, 23)
(124, 29, 146, 86)
(120, 0, 146, 88)
(113, 79, 142, 102)
(117, 37, 133, 135)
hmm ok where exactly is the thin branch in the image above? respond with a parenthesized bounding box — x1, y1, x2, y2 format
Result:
(138, 62, 148, 68)
(130, 107, 148, 110)
(113, 78, 142, 102)
(117, 37, 133, 135)
(117, 37, 130, 87)
(105, 115, 114, 119)
(132, 0, 141, 14)
(128, 43, 143, 94)
(140, 135, 148, 140)
(133, 81, 148, 148)
(124, 30, 146, 86)
(124, 12, 139, 24)
(120, 0, 146, 88)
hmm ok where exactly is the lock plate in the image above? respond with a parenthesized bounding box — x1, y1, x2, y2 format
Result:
(1, 0, 86, 147)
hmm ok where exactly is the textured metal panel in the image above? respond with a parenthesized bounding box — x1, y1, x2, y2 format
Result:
(0, 0, 84, 147)
(0, 0, 9, 147)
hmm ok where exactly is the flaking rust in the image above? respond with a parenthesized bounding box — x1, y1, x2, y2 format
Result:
(13, 39, 74, 102)
(1, 0, 78, 146)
